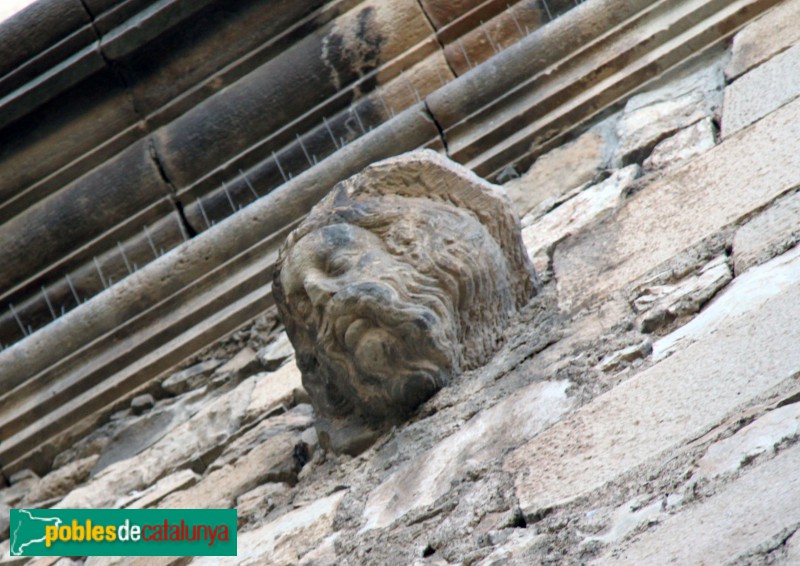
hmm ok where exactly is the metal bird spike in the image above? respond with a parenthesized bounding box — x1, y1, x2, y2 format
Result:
(9, 303, 28, 336)
(323, 116, 341, 149)
(42, 286, 56, 320)
(481, 21, 500, 54)
(117, 241, 133, 274)
(272, 151, 289, 182)
(239, 169, 260, 200)
(352, 105, 367, 134)
(296, 133, 314, 166)
(144, 225, 159, 258)
(459, 39, 474, 69)
(542, 0, 553, 20)
(508, 4, 525, 38)
(66, 273, 81, 306)
(93, 256, 108, 289)
(222, 181, 237, 214)
(197, 197, 212, 229)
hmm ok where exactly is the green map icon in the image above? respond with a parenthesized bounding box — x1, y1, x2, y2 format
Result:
(9, 509, 62, 556)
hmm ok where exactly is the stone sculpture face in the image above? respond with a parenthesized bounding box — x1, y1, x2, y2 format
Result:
(274, 151, 538, 454)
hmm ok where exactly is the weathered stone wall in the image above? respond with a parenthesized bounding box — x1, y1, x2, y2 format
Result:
(3, 0, 800, 564)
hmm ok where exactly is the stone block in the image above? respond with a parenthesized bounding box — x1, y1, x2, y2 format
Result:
(504, 128, 612, 218)
(235, 482, 292, 528)
(694, 402, 800, 480)
(0, 501, 8, 539)
(653, 244, 800, 361)
(733, 189, 800, 275)
(23, 455, 98, 505)
(726, 0, 800, 80)
(121, 469, 199, 509)
(191, 492, 346, 566)
(521, 165, 639, 260)
(723, 43, 800, 137)
(362, 381, 574, 530)
(130, 394, 154, 415)
(633, 255, 732, 334)
(209, 406, 313, 473)
(244, 362, 304, 424)
(555, 94, 800, 312)
(256, 333, 294, 371)
(613, 58, 724, 164)
(90, 388, 205, 476)
(215, 347, 260, 378)
(161, 359, 224, 395)
(642, 117, 716, 172)
(56, 377, 256, 508)
(594, 442, 800, 565)
(158, 432, 300, 509)
(506, 279, 800, 517)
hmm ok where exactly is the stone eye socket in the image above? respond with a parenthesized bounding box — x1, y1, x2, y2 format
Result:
(325, 252, 357, 276)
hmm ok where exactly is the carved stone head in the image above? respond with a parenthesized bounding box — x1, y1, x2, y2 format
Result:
(274, 150, 538, 453)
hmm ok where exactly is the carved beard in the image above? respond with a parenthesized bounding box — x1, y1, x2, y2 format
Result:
(297, 265, 456, 426)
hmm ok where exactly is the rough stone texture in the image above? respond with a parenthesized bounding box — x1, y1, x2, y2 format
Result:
(556, 94, 800, 312)
(91, 389, 205, 475)
(583, 497, 665, 546)
(120, 469, 199, 510)
(192, 492, 346, 566)
(130, 394, 154, 415)
(786, 530, 800, 564)
(694, 402, 800, 480)
(733, 189, 800, 275)
(56, 377, 256, 509)
(244, 362, 305, 424)
(632, 255, 732, 334)
(208, 406, 314, 473)
(507, 276, 800, 517)
(521, 165, 639, 261)
(596, 340, 652, 373)
(362, 380, 574, 530)
(23, 455, 97, 505)
(613, 57, 724, 164)
(161, 359, 224, 395)
(215, 347, 259, 377)
(236, 482, 292, 529)
(159, 432, 301, 509)
(274, 150, 537, 454)
(594, 442, 800, 565)
(503, 127, 612, 218)
(654, 243, 800, 361)
(723, 43, 800, 137)
(642, 117, 716, 172)
(256, 333, 295, 371)
(726, 0, 800, 80)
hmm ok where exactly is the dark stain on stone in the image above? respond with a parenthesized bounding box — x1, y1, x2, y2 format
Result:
(325, 7, 386, 97)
